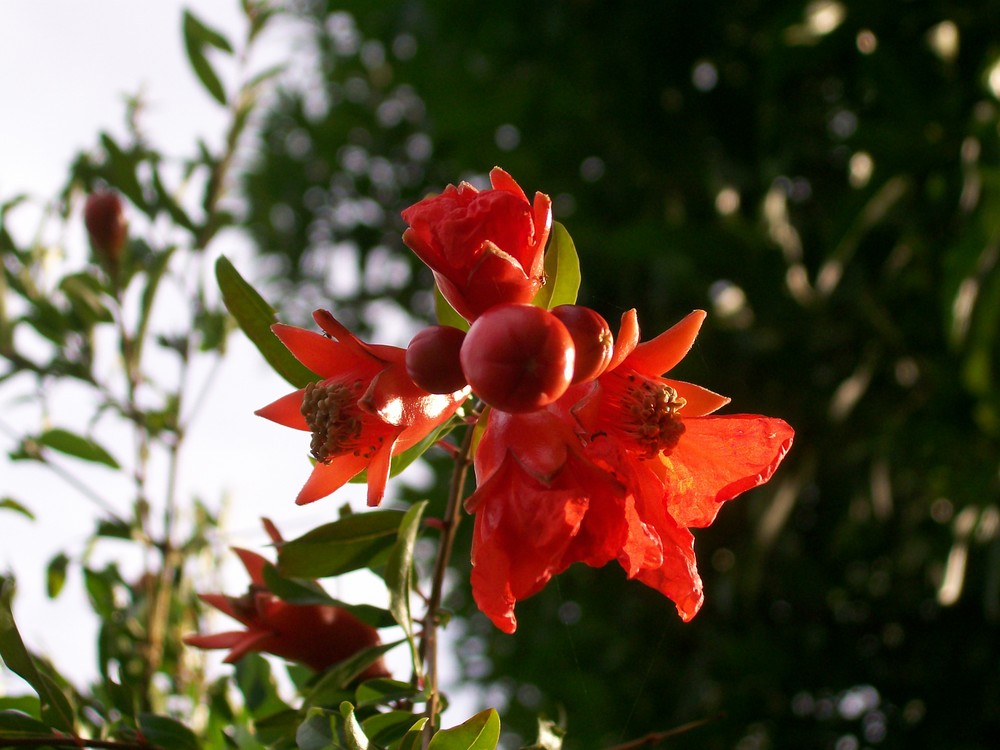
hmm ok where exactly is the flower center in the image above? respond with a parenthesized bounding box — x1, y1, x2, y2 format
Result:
(300, 380, 365, 463)
(618, 374, 686, 459)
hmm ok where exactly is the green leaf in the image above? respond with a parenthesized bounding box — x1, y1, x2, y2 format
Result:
(362, 710, 416, 746)
(435, 285, 470, 331)
(137, 713, 200, 750)
(215, 255, 316, 388)
(59, 272, 113, 326)
(36, 428, 119, 469)
(278, 510, 405, 578)
(252, 709, 300, 747)
(99, 133, 147, 212)
(397, 718, 429, 750)
(234, 653, 291, 720)
(427, 709, 501, 750)
(0, 498, 34, 521)
(296, 708, 339, 750)
(261, 565, 396, 628)
(531, 222, 580, 309)
(182, 10, 232, 105)
(0, 710, 51, 737)
(355, 678, 423, 708)
(306, 641, 404, 706)
(340, 702, 370, 750)
(45, 554, 69, 599)
(0, 578, 76, 732)
(385, 501, 427, 675)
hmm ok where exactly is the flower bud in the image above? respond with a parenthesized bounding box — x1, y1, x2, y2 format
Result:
(460, 303, 574, 413)
(551, 305, 614, 384)
(405, 325, 468, 394)
(84, 190, 128, 263)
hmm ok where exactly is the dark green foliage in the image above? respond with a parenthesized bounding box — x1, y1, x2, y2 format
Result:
(242, 1, 1000, 747)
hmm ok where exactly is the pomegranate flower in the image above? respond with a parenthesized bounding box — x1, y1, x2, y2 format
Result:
(184, 545, 390, 677)
(256, 310, 469, 506)
(401, 167, 552, 322)
(467, 309, 794, 633)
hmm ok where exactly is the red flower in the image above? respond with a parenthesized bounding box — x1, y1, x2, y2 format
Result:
(466, 309, 794, 633)
(401, 167, 552, 322)
(256, 310, 468, 506)
(184, 545, 390, 677)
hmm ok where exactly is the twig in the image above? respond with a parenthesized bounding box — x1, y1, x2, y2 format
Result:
(0, 735, 153, 750)
(421, 414, 478, 744)
(602, 716, 720, 750)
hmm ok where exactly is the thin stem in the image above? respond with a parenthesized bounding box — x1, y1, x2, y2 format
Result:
(421, 415, 478, 742)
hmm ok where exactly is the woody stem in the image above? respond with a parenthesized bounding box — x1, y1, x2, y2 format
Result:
(422, 415, 478, 741)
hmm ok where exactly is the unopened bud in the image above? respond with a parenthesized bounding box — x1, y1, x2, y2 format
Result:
(84, 190, 128, 263)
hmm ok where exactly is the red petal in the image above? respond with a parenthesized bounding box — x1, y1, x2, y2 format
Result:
(365, 436, 397, 507)
(255, 388, 309, 431)
(627, 310, 706, 376)
(271, 324, 363, 379)
(606, 309, 639, 372)
(666, 379, 731, 417)
(183, 631, 246, 649)
(489, 166, 528, 202)
(313, 309, 386, 363)
(221, 630, 273, 663)
(295, 454, 370, 505)
(634, 521, 704, 622)
(531, 191, 553, 277)
(661, 415, 795, 528)
(233, 548, 270, 587)
(468, 452, 589, 633)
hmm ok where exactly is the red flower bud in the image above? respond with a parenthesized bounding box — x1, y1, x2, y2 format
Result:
(460, 303, 575, 413)
(405, 325, 468, 394)
(84, 190, 128, 262)
(551, 305, 614, 384)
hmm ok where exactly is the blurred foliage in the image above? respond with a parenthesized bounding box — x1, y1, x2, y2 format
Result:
(242, 0, 1000, 747)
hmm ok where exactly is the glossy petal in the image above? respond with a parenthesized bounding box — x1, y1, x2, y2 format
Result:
(296, 453, 371, 506)
(659, 415, 795, 528)
(606, 309, 640, 372)
(272, 323, 370, 379)
(666, 379, 731, 417)
(255, 388, 309, 431)
(626, 310, 706, 376)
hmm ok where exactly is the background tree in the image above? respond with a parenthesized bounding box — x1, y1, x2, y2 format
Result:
(240, 1, 1000, 748)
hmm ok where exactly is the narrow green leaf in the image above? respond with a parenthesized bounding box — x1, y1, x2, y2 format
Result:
(99, 133, 146, 211)
(531, 222, 581, 309)
(385, 501, 427, 675)
(0, 498, 34, 521)
(37, 428, 119, 469)
(355, 678, 423, 709)
(261, 565, 395, 628)
(278, 510, 405, 578)
(215, 255, 316, 388)
(0, 578, 76, 733)
(362, 710, 416, 746)
(0, 710, 52, 737)
(435, 285, 470, 331)
(397, 718, 429, 750)
(306, 641, 404, 706)
(340, 702, 370, 750)
(45, 554, 69, 599)
(427, 709, 501, 750)
(138, 713, 200, 750)
(253, 709, 300, 747)
(183, 10, 231, 105)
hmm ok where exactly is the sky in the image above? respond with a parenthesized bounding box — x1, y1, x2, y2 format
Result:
(0, 1, 445, 698)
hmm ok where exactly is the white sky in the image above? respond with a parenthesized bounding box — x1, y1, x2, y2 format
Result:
(0, 1, 452, 699)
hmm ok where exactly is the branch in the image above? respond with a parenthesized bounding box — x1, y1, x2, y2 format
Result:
(602, 716, 720, 750)
(0, 734, 153, 750)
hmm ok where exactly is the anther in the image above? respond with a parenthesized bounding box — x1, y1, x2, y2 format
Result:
(300, 380, 364, 463)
